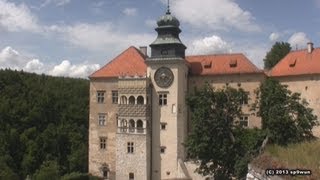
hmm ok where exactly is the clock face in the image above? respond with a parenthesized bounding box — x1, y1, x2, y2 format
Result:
(154, 67, 174, 88)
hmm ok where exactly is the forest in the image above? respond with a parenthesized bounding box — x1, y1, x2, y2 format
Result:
(0, 69, 92, 179)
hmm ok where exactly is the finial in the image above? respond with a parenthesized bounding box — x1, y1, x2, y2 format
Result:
(166, 0, 171, 14)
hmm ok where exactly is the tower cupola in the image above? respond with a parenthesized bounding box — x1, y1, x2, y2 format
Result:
(148, 4, 186, 60)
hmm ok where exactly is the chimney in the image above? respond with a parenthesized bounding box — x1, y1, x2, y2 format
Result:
(139, 46, 147, 56)
(307, 42, 313, 53)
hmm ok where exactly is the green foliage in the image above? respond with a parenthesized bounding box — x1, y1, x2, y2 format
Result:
(186, 84, 266, 179)
(255, 78, 318, 145)
(61, 172, 101, 180)
(0, 158, 19, 180)
(263, 42, 291, 70)
(0, 69, 89, 178)
(33, 160, 60, 180)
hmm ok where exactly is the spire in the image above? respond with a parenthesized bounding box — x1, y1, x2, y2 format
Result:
(166, 0, 171, 14)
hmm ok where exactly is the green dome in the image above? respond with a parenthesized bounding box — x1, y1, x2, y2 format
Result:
(157, 12, 180, 27)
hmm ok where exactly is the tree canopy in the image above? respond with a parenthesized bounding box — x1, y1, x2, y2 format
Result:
(186, 85, 266, 179)
(0, 69, 90, 179)
(254, 78, 318, 145)
(263, 42, 291, 70)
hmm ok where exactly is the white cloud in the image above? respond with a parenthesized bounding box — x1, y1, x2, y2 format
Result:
(41, 0, 71, 7)
(168, 0, 260, 32)
(0, 0, 40, 32)
(0, 46, 99, 78)
(49, 60, 100, 78)
(145, 19, 156, 28)
(122, 8, 137, 16)
(269, 32, 280, 42)
(188, 35, 232, 55)
(24, 59, 44, 73)
(288, 32, 310, 49)
(50, 22, 154, 53)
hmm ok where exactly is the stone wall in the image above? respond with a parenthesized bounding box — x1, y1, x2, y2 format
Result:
(116, 133, 150, 180)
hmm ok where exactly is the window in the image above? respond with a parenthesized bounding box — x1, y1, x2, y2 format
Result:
(129, 96, 135, 104)
(100, 137, 107, 149)
(97, 91, 105, 103)
(98, 113, 106, 126)
(120, 96, 127, 104)
(129, 173, 134, 180)
(159, 94, 167, 106)
(137, 96, 144, 105)
(137, 120, 143, 133)
(160, 123, 167, 130)
(121, 119, 127, 132)
(239, 116, 248, 127)
(240, 92, 249, 105)
(160, 146, 166, 154)
(127, 142, 134, 153)
(129, 119, 135, 133)
(112, 91, 118, 104)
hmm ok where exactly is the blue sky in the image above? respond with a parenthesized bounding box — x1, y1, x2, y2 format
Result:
(0, 0, 319, 78)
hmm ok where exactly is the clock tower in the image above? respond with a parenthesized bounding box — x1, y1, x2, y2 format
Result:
(146, 7, 189, 180)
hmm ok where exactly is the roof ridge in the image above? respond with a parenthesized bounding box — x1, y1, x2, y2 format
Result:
(186, 53, 243, 57)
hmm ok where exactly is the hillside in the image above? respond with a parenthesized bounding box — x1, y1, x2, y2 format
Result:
(251, 140, 320, 179)
(0, 69, 90, 179)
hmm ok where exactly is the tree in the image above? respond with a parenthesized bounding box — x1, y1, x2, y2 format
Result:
(264, 42, 291, 70)
(33, 160, 60, 180)
(255, 78, 318, 145)
(186, 85, 265, 179)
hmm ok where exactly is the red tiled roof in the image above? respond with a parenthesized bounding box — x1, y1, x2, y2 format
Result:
(186, 53, 262, 75)
(90, 47, 263, 78)
(89, 46, 147, 78)
(269, 48, 320, 77)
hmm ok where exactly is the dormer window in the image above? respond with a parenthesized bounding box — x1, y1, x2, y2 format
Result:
(289, 59, 296, 67)
(203, 60, 212, 69)
(229, 59, 237, 68)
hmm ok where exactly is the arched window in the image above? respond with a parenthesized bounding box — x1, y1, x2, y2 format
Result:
(137, 119, 143, 133)
(137, 96, 144, 105)
(120, 96, 127, 104)
(129, 96, 135, 104)
(120, 119, 127, 132)
(129, 119, 135, 133)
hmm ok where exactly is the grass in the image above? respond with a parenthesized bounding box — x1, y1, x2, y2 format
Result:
(252, 140, 320, 180)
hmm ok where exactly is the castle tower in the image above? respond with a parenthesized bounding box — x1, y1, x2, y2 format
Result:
(115, 76, 151, 180)
(146, 7, 189, 179)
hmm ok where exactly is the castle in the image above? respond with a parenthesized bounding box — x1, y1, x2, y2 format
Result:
(88, 8, 320, 180)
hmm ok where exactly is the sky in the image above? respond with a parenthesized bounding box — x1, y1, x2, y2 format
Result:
(0, 0, 320, 78)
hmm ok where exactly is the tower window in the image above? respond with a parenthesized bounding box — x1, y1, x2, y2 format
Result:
(127, 142, 134, 153)
(160, 123, 167, 130)
(98, 113, 106, 126)
(129, 172, 134, 180)
(137, 96, 144, 105)
(159, 94, 167, 106)
(160, 146, 166, 154)
(100, 137, 107, 150)
(240, 92, 249, 105)
(112, 90, 118, 104)
(97, 91, 105, 103)
(239, 116, 249, 127)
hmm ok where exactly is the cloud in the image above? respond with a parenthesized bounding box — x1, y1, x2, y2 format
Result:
(168, 0, 260, 32)
(49, 22, 154, 53)
(288, 32, 310, 49)
(0, 46, 100, 78)
(269, 32, 280, 42)
(145, 19, 156, 28)
(188, 35, 232, 55)
(41, 0, 72, 7)
(0, 0, 40, 32)
(49, 60, 100, 78)
(122, 8, 137, 16)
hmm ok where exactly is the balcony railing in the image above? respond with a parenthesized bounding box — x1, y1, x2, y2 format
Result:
(117, 127, 145, 134)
